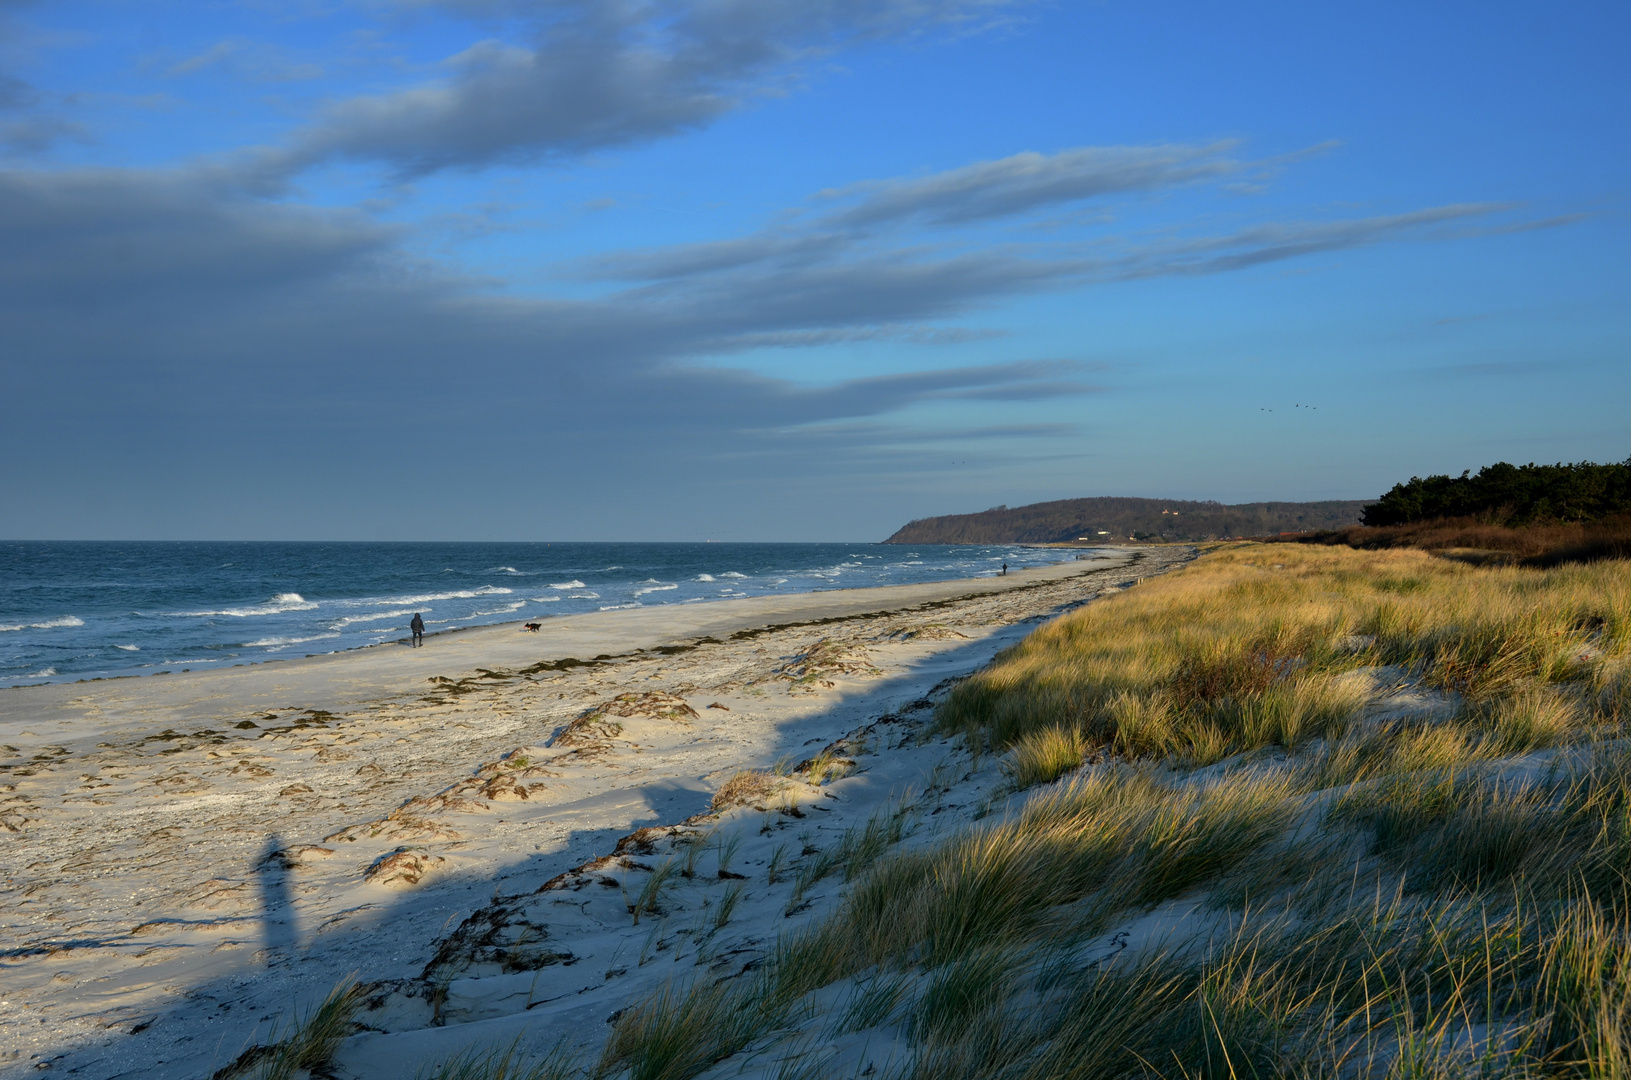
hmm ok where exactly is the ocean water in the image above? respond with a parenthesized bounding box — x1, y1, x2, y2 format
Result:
(0, 541, 1089, 686)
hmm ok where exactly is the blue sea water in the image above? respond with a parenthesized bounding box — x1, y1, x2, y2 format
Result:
(0, 542, 1084, 686)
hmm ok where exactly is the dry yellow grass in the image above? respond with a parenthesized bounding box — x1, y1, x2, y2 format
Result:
(708, 769, 778, 812)
(941, 543, 1631, 769)
(474, 546, 1631, 1079)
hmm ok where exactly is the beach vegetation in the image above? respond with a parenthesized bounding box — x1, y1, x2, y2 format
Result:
(710, 770, 778, 811)
(218, 980, 365, 1080)
(578, 543, 1631, 1079)
(629, 858, 675, 924)
(934, 544, 1626, 762)
(421, 1037, 578, 1080)
(712, 882, 744, 932)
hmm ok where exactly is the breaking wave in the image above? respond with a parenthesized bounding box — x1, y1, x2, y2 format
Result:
(0, 615, 87, 631)
(331, 610, 420, 627)
(178, 593, 317, 617)
(351, 586, 511, 607)
(467, 602, 526, 618)
(245, 633, 341, 647)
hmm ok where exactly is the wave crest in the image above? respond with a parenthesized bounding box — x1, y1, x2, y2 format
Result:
(0, 615, 86, 631)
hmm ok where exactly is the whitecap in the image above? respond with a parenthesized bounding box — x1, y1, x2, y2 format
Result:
(567, 592, 600, 600)
(246, 633, 342, 647)
(632, 583, 678, 597)
(0, 615, 87, 631)
(344, 586, 511, 607)
(719, 571, 749, 579)
(331, 609, 423, 627)
(26, 667, 57, 678)
(549, 580, 587, 590)
(599, 603, 640, 611)
(529, 596, 562, 603)
(695, 574, 715, 582)
(114, 644, 141, 651)
(176, 594, 317, 617)
(467, 602, 526, 617)
(490, 566, 528, 575)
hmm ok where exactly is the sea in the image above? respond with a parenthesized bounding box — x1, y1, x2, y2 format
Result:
(0, 541, 1091, 687)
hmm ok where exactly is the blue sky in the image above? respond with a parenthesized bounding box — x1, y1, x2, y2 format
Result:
(1, 0, 1625, 540)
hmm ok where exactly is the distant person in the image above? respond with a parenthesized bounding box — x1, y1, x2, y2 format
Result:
(410, 613, 425, 648)
(1001, 563, 1008, 576)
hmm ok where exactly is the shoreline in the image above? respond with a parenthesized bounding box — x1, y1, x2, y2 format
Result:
(0, 544, 1108, 695)
(0, 546, 1187, 1079)
(0, 554, 1123, 740)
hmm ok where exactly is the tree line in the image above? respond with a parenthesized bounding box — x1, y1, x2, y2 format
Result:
(1362, 458, 1631, 527)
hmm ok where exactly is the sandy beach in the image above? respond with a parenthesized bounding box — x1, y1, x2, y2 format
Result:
(0, 547, 1193, 1079)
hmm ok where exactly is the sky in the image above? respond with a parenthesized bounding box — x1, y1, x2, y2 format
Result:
(0, 0, 1625, 541)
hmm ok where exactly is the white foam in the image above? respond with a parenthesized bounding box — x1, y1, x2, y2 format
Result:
(695, 574, 715, 582)
(26, 668, 56, 678)
(599, 603, 640, 611)
(490, 566, 529, 575)
(632, 583, 678, 597)
(177, 593, 317, 617)
(114, 644, 140, 651)
(567, 592, 600, 600)
(467, 602, 526, 618)
(719, 571, 748, 579)
(529, 596, 562, 603)
(549, 580, 587, 590)
(0, 616, 86, 631)
(245, 633, 341, 647)
(331, 609, 422, 627)
(347, 586, 512, 607)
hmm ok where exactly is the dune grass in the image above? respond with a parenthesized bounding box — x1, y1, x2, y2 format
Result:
(218, 980, 365, 1080)
(471, 546, 1631, 1079)
(423, 1038, 578, 1080)
(939, 544, 1630, 770)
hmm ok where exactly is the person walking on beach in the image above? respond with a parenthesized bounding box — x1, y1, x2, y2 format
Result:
(410, 613, 425, 648)
(1001, 562, 1008, 576)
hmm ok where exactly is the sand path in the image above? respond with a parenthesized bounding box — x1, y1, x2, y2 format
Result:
(0, 549, 1191, 1079)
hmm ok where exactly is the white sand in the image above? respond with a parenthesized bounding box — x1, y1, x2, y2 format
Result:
(0, 548, 1192, 1079)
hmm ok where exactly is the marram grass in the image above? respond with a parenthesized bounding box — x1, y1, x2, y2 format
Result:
(449, 546, 1631, 1079)
(939, 543, 1631, 768)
